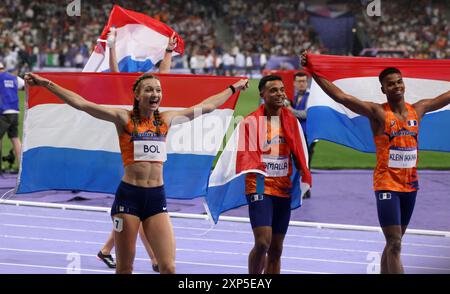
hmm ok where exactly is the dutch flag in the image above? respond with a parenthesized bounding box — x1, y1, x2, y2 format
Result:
(18, 72, 243, 199)
(305, 54, 450, 152)
(205, 105, 312, 223)
(83, 5, 184, 73)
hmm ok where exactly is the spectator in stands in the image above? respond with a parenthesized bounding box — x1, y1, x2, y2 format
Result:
(0, 0, 447, 74)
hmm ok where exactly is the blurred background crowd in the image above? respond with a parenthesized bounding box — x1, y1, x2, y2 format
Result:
(0, 0, 448, 75)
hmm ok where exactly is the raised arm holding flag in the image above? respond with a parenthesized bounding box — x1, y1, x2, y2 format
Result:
(106, 28, 178, 74)
(302, 51, 450, 274)
(83, 5, 184, 73)
(24, 72, 248, 274)
(99, 22, 179, 273)
(82, 4, 184, 271)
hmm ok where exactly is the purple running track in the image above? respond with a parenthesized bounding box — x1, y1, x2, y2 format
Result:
(0, 204, 449, 274)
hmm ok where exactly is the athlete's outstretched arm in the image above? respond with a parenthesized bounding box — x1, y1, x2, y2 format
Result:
(413, 90, 450, 120)
(162, 79, 249, 125)
(24, 73, 127, 126)
(107, 29, 119, 73)
(159, 33, 177, 74)
(301, 52, 382, 119)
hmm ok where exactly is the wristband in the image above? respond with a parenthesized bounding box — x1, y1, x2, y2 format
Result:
(165, 48, 173, 53)
(229, 85, 236, 94)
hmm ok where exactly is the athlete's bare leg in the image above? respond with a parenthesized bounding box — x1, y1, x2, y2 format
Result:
(113, 214, 141, 274)
(381, 225, 404, 274)
(248, 226, 272, 274)
(265, 233, 285, 274)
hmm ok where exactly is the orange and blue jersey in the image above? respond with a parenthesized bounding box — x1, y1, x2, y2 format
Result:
(245, 120, 292, 197)
(373, 103, 419, 192)
(119, 111, 168, 166)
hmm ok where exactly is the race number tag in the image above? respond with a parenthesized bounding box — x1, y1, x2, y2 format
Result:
(134, 139, 167, 162)
(262, 155, 289, 177)
(388, 147, 417, 168)
(113, 217, 123, 232)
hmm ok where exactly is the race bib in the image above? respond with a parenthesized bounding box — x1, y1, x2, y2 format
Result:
(134, 139, 167, 162)
(388, 147, 417, 168)
(262, 155, 289, 177)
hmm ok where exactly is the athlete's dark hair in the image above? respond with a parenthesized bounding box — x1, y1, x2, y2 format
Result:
(379, 67, 402, 84)
(258, 75, 283, 92)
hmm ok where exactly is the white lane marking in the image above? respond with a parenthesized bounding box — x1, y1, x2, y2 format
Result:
(1, 234, 449, 271)
(3, 223, 450, 257)
(0, 212, 110, 224)
(0, 262, 115, 274)
(0, 247, 329, 274)
(2, 217, 449, 249)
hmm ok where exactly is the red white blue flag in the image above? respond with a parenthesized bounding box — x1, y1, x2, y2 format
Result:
(305, 54, 450, 152)
(205, 105, 312, 223)
(83, 5, 184, 73)
(19, 73, 242, 199)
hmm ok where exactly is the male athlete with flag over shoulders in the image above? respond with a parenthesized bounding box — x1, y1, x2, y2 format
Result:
(302, 51, 450, 274)
(204, 75, 312, 274)
(243, 75, 311, 274)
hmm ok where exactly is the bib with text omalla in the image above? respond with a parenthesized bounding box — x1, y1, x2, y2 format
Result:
(262, 155, 289, 177)
(388, 147, 417, 168)
(133, 137, 167, 162)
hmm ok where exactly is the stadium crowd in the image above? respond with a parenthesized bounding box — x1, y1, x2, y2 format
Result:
(0, 0, 448, 75)
(351, 0, 449, 59)
(0, 0, 219, 74)
(221, 0, 325, 56)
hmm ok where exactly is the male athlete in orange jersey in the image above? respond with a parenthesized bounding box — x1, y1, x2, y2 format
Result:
(245, 75, 297, 274)
(302, 52, 450, 274)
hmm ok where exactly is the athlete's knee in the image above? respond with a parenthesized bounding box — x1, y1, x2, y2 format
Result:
(386, 237, 402, 255)
(159, 260, 176, 274)
(267, 243, 283, 260)
(116, 263, 133, 274)
(254, 237, 271, 254)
